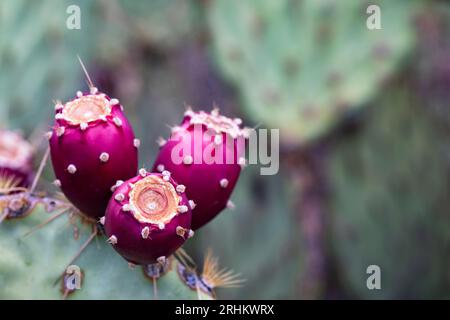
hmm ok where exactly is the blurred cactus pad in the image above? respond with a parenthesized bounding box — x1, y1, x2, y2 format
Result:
(329, 88, 450, 299)
(0, 204, 212, 299)
(0, 0, 97, 132)
(209, 0, 420, 145)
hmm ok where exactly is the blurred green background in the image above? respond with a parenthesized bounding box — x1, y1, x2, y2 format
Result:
(2, 0, 450, 299)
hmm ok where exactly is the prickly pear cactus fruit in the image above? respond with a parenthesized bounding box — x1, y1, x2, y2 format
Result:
(209, 0, 420, 144)
(329, 90, 450, 299)
(104, 172, 193, 265)
(0, 0, 95, 132)
(0, 202, 211, 300)
(153, 108, 247, 230)
(49, 89, 138, 219)
(0, 130, 34, 187)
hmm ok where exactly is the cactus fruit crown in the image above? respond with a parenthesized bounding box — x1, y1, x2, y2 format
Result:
(59, 93, 111, 125)
(183, 107, 248, 139)
(104, 172, 192, 265)
(127, 174, 180, 225)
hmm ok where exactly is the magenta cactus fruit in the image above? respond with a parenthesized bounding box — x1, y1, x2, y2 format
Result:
(49, 89, 138, 219)
(103, 171, 193, 265)
(153, 108, 248, 230)
(0, 130, 34, 187)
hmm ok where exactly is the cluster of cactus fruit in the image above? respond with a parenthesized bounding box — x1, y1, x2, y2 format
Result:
(46, 76, 248, 270)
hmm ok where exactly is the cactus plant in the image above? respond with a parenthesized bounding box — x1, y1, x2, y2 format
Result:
(104, 172, 193, 265)
(0, 201, 213, 299)
(208, 0, 420, 144)
(329, 88, 450, 299)
(153, 108, 247, 230)
(49, 89, 138, 219)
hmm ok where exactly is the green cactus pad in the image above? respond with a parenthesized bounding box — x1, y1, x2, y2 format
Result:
(0, 202, 212, 299)
(329, 89, 450, 299)
(209, 0, 420, 145)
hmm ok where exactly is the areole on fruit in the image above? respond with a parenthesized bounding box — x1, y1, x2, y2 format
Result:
(104, 172, 193, 265)
(49, 88, 138, 219)
(153, 107, 248, 230)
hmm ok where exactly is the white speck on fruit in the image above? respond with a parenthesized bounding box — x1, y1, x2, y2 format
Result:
(107, 235, 117, 245)
(220, 178, 229, 188)
(67, 164, 77, 174)
(139, 168, 147, 177)
(115, 193, 125, 202)
(183, 155, 193, 165)
(176, 184, 186, 193)
(176, 226, 186, 238)
(113, 117, 122, 127)
(56, 126, 65, 137)
(157, 256, 166, 265)
(141, 226, 150, 239)
(80, 122, 88, 131)
(227, 200, 235, 210)
(100, 152, 110, 163)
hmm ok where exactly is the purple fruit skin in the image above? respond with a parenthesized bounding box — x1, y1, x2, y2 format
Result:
(153, 114, 244, 230)
(104, 173, 192, 265)
(49, 93, 138, 219)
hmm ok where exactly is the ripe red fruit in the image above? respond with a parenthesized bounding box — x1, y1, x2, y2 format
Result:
(152, 108, 248, 230)
(0, 130, 34, 187)
(103, 171, 193, 265)
(49, 89, 139, 219)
